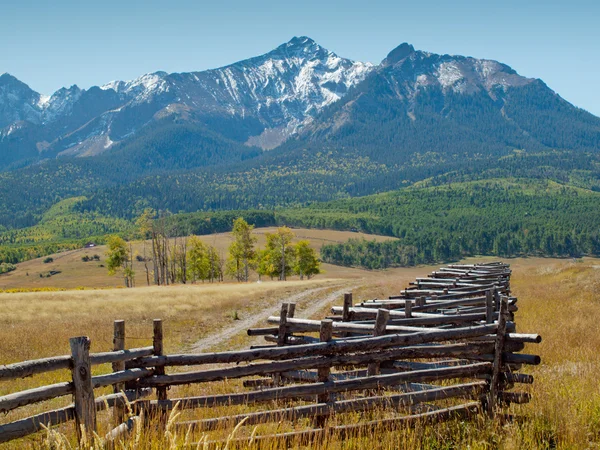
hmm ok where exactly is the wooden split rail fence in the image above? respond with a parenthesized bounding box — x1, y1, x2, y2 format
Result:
(0, 262, 540, 446)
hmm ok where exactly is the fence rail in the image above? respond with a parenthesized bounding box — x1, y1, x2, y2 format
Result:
(0, 261, 540, 446)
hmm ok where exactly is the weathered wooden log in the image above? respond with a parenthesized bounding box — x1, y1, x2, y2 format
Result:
(70, 336, 96, 442)
(0, 367, 153, 415)
(176, 381, 487, 431)
(499, 391, 531, 404)
(0, 347, 153, 381)
(93, 368, 154, 389)
(0, 406, 74, 443)
(248, 326, 279, 336)
(503, 373, 534, 384)
(342, 293, 353, 322)
(266, 316, 446, 333)
(488, 296, 508, 415)
(142, 363, 491, 411)
(277, 303, 289, 346)
(263, 334, 319, 345)
(358, 295, 516, 312)
(317, 320, 333, 403)
(198, 402, 481, 449)
(331, 307, 488, 326)
(470, 333, 541, 344)
(113, 320, 126, 425)
(104, 416, 140, 443)
(368, 309, 389, 376)
(0, 382, 72, 414)
(153, 319, 167, 410)
(287, 303, 297, 318)
(242, 378, 275, 388)
(0, 390, 150, 444)
(266, 315, 517, 335)
(132, 323, 498, 368)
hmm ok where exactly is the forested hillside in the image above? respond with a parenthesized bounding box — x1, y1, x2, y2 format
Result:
(283, 179, 600, 268)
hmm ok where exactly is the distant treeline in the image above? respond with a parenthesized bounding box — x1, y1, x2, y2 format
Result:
(3, 179, 600, 269)
(286, 180, 600, 269)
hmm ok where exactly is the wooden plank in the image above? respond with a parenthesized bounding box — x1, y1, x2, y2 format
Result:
(70, 336, 96, 442)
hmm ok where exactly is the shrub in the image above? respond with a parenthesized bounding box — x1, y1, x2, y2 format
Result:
(0, 263, 16, 274)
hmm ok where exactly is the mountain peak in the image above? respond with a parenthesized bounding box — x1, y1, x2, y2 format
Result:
(383, 43, 416, 66)
(271, 36, 329, 58)
(286, 36, 317, 47)
(0, 72, 24, 86)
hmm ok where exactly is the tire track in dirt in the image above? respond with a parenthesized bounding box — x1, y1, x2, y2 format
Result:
(188, 283, 354, 353)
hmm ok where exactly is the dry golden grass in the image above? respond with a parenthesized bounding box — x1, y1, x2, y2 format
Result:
(2, 257, 600, 449)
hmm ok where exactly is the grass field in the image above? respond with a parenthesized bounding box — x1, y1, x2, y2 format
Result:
(0, 227, 397, 290)
(0, 256, 599, 448)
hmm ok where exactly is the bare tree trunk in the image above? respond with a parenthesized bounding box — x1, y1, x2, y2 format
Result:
(280, 240, 286, 281)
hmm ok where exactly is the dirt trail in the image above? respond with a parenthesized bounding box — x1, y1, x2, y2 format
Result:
(188, 283, 356, 353)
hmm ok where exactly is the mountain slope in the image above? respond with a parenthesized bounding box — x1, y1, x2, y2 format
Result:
(0, 37, 372, 168)
(292, 43, 600, 163)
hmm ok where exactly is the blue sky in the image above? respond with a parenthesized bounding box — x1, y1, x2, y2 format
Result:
(2, 0, 599, 116)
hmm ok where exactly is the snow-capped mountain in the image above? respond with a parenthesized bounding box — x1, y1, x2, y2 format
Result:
(0, 73, 44, 128)
(0, 38, 596, 171)
(296, 42, 599, 162)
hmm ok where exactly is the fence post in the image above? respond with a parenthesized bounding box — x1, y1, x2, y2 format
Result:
(341, 293, 352, 338)
(153, 319, 168, 425)
(273, 304, 289, 386)
(113, 320, 126, 425)
(342, 293, 352, 322)
(317, 319, 333, 403)
(487, 295, 508, 416)
(368, 309, 390, 376)
(277, 303, 289, 346)
(287, 303, 296, 319)
(485, 291, 494, 324)
(70, 336, 96, 443)
(405, 300, 412, 318)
